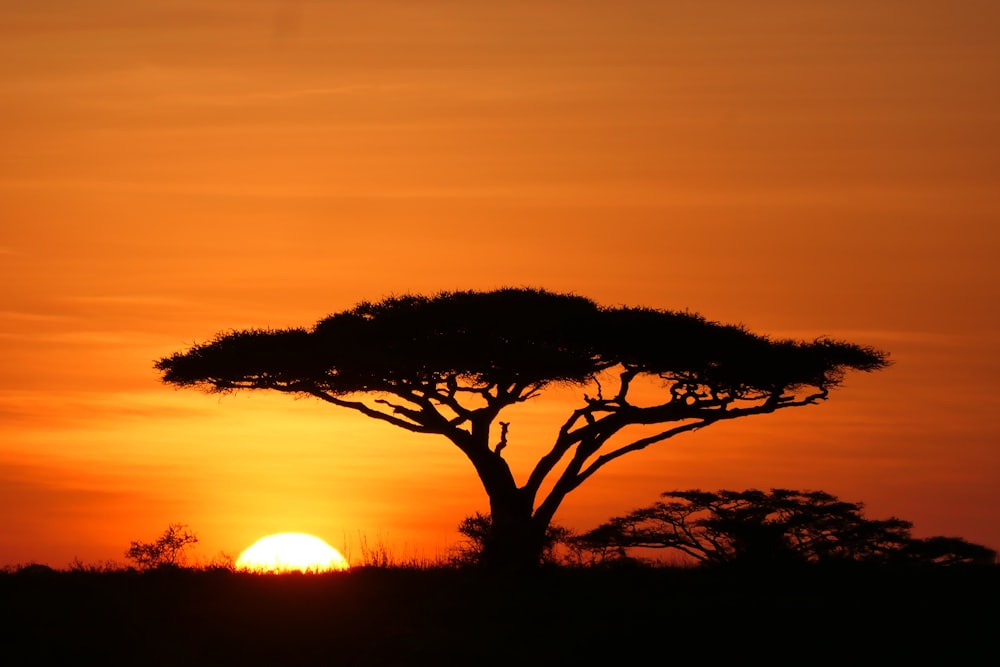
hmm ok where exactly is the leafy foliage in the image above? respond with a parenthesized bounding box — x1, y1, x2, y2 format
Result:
(157, 288, 887, 399)
(574, 489, 997, 567)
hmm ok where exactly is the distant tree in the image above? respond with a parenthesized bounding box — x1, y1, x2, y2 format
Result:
(155, 288, 888, 570)
(898, 536, 998, 566)
(574, 489, 997, 567)
(125, 523, 199, 570)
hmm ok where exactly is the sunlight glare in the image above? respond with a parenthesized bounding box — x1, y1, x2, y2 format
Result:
(236, 533, 349, 573)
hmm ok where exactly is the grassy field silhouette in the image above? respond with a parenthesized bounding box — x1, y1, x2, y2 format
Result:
(3, 562, 995, 665)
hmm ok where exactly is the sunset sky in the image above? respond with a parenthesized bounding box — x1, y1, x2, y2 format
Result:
(2, 1, 998, 567)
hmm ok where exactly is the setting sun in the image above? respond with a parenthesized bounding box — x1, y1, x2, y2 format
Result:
(236, 533, 349, 573)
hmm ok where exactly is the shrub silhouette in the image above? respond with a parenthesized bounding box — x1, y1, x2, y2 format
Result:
(125, 523, 199, 570)
(451, 512, 572, 566)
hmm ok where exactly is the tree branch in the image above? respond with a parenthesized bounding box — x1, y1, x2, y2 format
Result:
(571, 390, 828, 491)
(575, 420, 712, 487)
(523, 402, 610, 498)
(290, 386, 437, 434)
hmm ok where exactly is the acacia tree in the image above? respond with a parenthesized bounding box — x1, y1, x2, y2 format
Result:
(155, 288, 888, 570)
(573, 489, 911, 566)
(573, 489, 998, 567)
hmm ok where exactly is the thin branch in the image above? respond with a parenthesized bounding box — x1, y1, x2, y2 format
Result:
(422, 383, 475, 423)
(526, 382, 741, 499)
(291, 386, 435, 434)
(572, 392, 827, 488)
(372, 397, 425, 422)
(614, 366, 637, 403)
(575, 419, 711, 487)
(523, 402, 616, 497)
(363, 380, 487, 435)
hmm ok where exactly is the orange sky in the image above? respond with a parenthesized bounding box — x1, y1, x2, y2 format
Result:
(2, 1, 999, 566)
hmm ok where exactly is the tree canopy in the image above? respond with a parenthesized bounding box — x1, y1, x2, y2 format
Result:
(156, 288, 890, 569)
(573, 489, 997, 567)
(158, 288, 885, 401)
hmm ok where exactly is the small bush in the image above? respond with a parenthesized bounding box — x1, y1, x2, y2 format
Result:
(125, 523, 199, 570)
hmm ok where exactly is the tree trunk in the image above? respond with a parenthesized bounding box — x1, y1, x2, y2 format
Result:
(460, 424, 551, 571)
(480, 491, 548, 572)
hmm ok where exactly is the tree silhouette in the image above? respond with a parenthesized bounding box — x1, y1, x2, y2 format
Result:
(155, 288, 888, 570)
(898, 535, 998, 566)
(574, 489, 997, 567)
(125, 523, 199, 570)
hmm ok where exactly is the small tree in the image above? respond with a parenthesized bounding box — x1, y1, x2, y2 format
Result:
(155, 288, 889, 570)
(574, 489, 997, 567)
(126, 523, 199, 570)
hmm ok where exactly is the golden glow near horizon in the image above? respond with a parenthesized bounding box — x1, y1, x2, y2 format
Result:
(1, 1, 999, 566)
(236, 533, 349, 573)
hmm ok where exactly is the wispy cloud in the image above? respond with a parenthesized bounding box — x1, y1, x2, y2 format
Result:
(0, 310, 71, 323)
(66, 294, 190, 308)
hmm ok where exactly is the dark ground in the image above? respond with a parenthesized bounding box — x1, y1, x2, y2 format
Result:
(2, 564, 996, 666)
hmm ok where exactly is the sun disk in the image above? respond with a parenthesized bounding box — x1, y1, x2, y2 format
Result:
(236, 533, 349, 573)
